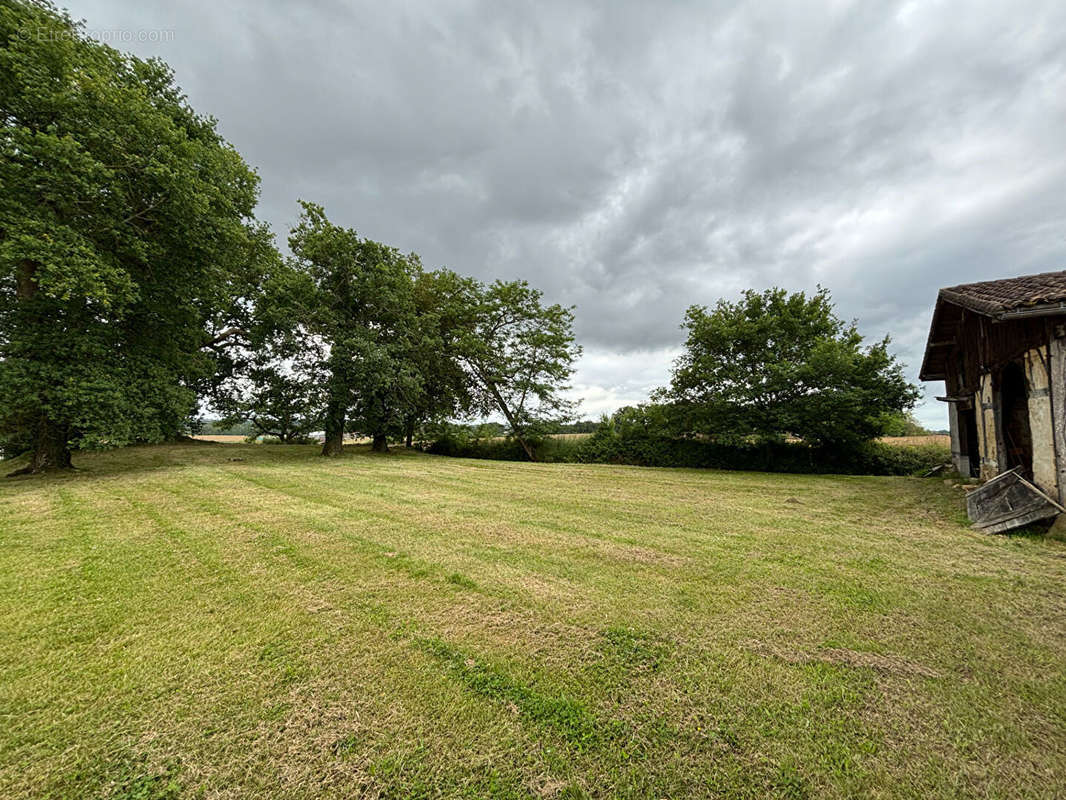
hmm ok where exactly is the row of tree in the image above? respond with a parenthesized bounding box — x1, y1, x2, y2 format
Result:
(212, 202, 580, 460)
(1, 2, 919, 475)
(433, 286, 921, 462)
(0, 2, 579, 472)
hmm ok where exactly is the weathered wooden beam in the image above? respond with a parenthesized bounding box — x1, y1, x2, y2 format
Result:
(967, 467, 1064, 534)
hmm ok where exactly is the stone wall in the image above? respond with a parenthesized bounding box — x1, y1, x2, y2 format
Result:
(1024, 346, 1057, 497)
(1050, 337, 1066, 505)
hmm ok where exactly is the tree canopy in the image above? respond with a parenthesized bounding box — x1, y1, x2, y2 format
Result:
(256, 205, 580, 460)
(459, 280, 581, 460)
(268, 202, 422, 455)
(0, 0, 271, 471)
(212, 335, 325, 444)
(663, 287, 918, 447)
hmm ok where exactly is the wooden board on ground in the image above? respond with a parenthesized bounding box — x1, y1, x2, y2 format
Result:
(966, 467, 1065, 534)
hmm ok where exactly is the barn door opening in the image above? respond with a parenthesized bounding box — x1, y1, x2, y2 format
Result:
(958, 405, 979, 478)
(999, 361, 1032, 479)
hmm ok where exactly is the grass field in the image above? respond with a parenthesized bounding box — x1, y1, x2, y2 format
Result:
(2, 443, 1065, 798)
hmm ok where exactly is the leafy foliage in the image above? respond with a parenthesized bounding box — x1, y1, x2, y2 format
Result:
(197, 196, 581, 461)
(879, 411, 933, 437)
(213, 337, 325, 443)
(577, 407, 949, 475)
(663, 288, 919, 447)
(428, 405, 950, 476)
(400, 268, 482, 443)
(459, 280, 581, 460)
(277, 202, 423, 453)
(0, 1, 270, 468)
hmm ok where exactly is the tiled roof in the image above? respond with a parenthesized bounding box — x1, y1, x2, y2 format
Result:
(919, 269, 1066, 380)
(938, 270, 1066, 317)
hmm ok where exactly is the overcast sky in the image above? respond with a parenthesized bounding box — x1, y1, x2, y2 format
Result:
(68, 0, 1066, 427)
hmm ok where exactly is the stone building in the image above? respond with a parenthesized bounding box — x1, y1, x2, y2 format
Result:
(919, 270, 1066, 503)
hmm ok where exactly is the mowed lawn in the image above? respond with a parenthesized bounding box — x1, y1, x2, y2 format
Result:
(1, 444, 1065, 799)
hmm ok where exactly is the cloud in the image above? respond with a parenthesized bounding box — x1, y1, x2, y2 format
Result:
(70, 0, 1066, 428)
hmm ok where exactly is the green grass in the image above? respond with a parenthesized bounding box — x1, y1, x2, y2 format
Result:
(1, 442, 1065, 798)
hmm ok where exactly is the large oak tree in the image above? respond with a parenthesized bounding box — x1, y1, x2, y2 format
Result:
(0, 1, 271, 472)
(400, 268, 481, 447)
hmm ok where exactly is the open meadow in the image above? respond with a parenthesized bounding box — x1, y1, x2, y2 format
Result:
(2, 443, 1065, 798)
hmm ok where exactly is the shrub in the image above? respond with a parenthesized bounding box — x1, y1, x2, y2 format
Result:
(575, 422, 949, 475)
(258, 435, 316, 445)
(425, 415, 951, 476)
(424, 421, 596, 463)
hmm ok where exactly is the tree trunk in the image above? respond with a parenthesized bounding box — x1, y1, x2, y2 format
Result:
(371, 433, 389, 453)
(484, 379, 537, 461)
(17, 260, 39, 300)
(7, 261, 74, 476)
(404, 416, 416, 449)
(513, 432, 535, 461)
(321, 401, 345, 456)
(8, 415, 72, 476)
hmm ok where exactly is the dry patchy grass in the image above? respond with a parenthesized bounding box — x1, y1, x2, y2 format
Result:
(1, 442, 1064, 798)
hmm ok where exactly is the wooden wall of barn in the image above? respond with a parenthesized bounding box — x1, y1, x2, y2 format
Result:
(962, 340, 1066, 502)
(936, 309, 1066, 503)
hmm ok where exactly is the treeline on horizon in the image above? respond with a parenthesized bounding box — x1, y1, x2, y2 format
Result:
(197, 418, 604, 440)
(201, 412, 935, 445)
(1, 1, 933, 477)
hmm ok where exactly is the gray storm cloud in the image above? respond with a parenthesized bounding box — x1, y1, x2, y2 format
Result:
(68, 0, 1066, 424)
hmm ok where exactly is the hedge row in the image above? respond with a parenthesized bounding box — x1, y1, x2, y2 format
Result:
(426, 429, 951, 476)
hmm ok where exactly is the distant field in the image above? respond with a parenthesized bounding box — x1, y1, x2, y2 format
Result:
(2, 443, 1064, 798)
(482, 432, 592, 442)
(882, 434, 951, 447)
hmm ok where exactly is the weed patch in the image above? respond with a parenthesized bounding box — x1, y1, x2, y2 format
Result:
(446, 572, 478, 591)
(594, 627, 671, 675)
(105, 755, 182, 800)
(413, 636, 612, 750)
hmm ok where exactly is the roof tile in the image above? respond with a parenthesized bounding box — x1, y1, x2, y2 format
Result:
(939, 270, 1066, 316)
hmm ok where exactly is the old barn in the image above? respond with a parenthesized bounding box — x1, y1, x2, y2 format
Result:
(920, 271, 1066, 508)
